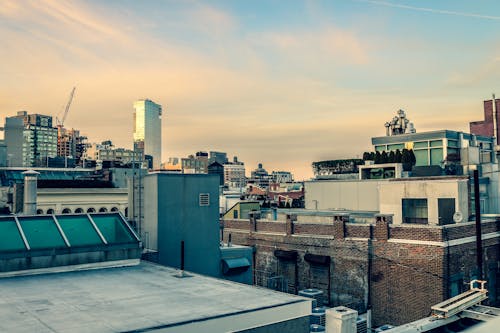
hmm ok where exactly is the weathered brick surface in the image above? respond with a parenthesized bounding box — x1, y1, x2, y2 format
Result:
(371, 242, 444, 326)
(293, 223, 334, 236)
(390, 225, 443, 242)
(222, 217, 500, 326)
(345, 224, 371, 238)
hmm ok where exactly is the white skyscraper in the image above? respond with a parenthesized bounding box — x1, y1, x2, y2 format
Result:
(133, 99, 162, 169)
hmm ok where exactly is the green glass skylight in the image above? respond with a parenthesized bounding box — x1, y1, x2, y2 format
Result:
(57, 215, 104, 247)
(0, 218, 26, 251)
(18, 216, 66, 250)
(90, 214, 135, 243)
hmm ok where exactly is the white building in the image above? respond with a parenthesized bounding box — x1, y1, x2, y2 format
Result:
(271, 170, 294, 183)
(305, 176, 469, 226)
(223, 163, 246, 189)
(133, 99, 162, 169)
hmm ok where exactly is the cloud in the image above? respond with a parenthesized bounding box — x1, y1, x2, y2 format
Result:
(0, 1, 494, 180)
(445, 56, 500, 87)
(250, 27, 370, 65)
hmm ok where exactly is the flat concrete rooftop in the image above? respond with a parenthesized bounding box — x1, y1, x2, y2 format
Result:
(0, 261, 310, 333)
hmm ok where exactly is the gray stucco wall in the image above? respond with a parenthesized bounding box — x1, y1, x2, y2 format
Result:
(147, 173, 221, 278)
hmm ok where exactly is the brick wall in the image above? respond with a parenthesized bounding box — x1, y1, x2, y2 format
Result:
(222, 216, 500, 325)
(470, 98, 500, 143)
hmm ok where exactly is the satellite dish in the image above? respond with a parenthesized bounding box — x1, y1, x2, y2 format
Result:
(453, 211, 463, 223)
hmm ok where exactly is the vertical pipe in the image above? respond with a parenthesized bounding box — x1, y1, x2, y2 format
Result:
(367, 237, 373, 331)
(180, 240, 185, 271)
(493, 94, 497, 146)
(474, 170, 483, 280)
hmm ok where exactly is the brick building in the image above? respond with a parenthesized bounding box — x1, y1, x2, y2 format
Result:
(222, 212, 500, 326)
(470, 96, 500, 145)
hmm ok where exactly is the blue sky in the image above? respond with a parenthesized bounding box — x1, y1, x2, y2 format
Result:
(0, 0, 499, 179)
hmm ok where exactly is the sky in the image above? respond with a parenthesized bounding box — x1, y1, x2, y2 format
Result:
(0, 0, 499, 180)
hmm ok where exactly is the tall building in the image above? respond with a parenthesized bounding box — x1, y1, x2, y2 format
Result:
(4, 111, 58, 167)
(223, 157, 246, 189)
(133, 99, 162, 169)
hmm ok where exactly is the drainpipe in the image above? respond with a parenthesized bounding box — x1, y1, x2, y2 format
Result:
(493, 94, 497, 147)
(23, 170, 39, 215)
(492, 94, 498, 164)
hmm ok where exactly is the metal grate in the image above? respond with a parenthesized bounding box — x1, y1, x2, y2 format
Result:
(199, 193, 210, 206)
(254, 270, 289, 293)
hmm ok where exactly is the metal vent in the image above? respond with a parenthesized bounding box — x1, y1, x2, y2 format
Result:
(199, 193, 210, 206)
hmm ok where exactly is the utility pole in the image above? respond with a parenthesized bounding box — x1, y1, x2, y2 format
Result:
(473, 169, 483, 280)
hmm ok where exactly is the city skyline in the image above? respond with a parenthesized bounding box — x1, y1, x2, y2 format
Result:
(1, 1, 499, 179)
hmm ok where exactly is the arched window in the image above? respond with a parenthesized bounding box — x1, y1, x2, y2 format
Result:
(62, 208, 71, 214)
(111, 207, 119, 212)
(99, 207, 108, 213)
(87, 207, 96, 213)
(75, 208, 84, 214)
(47, 209, 55, 215)
(36, 209, 44, 215)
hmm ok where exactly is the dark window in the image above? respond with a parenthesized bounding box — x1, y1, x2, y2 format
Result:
(233, 210, 238, 219)
(402, 199, 428, 224)
(438, 198, 455, 225)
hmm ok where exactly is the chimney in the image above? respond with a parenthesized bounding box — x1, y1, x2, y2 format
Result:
(22, 170, 39, 215)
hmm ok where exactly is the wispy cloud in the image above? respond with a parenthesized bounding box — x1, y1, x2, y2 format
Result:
(356, 0, 500, 20)
(249, 28, 370, 66)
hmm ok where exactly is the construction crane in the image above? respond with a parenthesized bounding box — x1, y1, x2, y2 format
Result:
(56, 86, 76, 127)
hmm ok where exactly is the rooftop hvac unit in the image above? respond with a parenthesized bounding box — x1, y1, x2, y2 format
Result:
(310, 324, 325, 333)
(357, 316, 368, 333)
(299, 288, 324, 306)
(310, 306, 328, 326)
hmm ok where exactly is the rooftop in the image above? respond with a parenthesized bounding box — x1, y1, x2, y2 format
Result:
(0, 261, 311, 333)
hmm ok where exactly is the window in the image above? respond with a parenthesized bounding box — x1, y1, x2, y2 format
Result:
(402, 199, 428, 224)
(199, 193, 210, 206)
(430, 148, 443, 165)
(414, 141, 428, 149)
(388, 143, 404, 151)
(430, 140, 442, 147)
(233, 210, 238, 219)
(414, 149, 429, 166)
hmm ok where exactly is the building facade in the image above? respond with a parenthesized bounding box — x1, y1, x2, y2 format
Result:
(85, 141, 142, 166)
(4, 111, 58, 167)
(470, 95, 500, 147)
(57, 127, 87, 165)
(272, 170, 294, 183)
(222, 212, 500, 326)
(224, 161, 246, 189)
(4, 116, 24, 167)
(372, 130, 494, 168)
(133, 99, 162, 169)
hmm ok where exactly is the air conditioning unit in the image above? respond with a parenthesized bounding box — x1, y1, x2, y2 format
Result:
(310, 306, 328, 326)
(299, 288, 324, 306)
(357, 316, 368, 333)
(310, 324, 325, 333)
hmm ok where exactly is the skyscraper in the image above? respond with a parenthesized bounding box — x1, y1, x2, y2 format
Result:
(133, 99, 162, 169)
